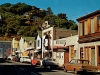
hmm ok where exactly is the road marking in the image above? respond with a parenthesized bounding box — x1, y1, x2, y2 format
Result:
(31, 72, 38, 75)
(20, 68, 24, 70)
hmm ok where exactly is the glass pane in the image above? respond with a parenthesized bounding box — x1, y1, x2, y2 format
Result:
(97, 16, 100, 24)
(90, 18, 94, 33)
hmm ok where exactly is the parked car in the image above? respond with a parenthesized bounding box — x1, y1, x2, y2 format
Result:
(31, 58, 42, 66)
(42, 58, 59, 68)
(12, 56, 19, 62)
(20, 56, 31, 63)
(63, 59, 98, 75)
(7, 55, 15, 60)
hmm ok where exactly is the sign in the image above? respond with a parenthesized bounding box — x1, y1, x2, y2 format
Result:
(53, 46, 68, 49)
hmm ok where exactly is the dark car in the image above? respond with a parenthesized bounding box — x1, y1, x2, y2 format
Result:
(63, 59, 98, 75)
(42, 58, 59, 69)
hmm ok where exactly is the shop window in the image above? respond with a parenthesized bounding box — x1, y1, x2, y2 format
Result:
(80, 48, 84, 59)
(56, 52, 59, 58)
(98, 46, 100, 56)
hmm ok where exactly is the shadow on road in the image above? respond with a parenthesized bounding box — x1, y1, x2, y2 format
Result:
(0, 65, 99, 75)
(0, 65, 61, 75)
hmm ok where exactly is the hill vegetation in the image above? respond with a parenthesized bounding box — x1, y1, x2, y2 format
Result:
(0, 2, 78, 40)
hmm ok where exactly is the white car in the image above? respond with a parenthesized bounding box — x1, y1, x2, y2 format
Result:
(7, 55, 15, 60)
(20, 56, 31, 63)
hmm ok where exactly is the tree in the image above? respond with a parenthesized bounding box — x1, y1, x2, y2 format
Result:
(10, 2, 32, 15)
(47, 7, 53, 14)
(57, 13, 67, 20)
(67, 20, 78, 30)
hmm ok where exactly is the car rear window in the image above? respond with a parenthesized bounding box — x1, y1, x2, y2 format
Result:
(77, 60, 89, 64)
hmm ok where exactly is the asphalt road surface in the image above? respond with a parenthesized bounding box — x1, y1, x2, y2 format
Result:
(0, 60, 99, 75)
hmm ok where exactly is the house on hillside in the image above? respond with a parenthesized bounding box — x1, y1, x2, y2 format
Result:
(77, 9, 100, 67)
(42, 26, 78, 58)
(12, 38, 19, 55)
(34, 31, 42, 58)
(12, 37, 35, 59)
(53, 35, 78, 67)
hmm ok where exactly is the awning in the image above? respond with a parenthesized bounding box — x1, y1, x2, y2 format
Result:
(43, 50, 52, 53)
(34, 50, 41, 53)
(53, 46, 68, 49)
(15, 50, 23, 52)
(26, 47, 34, 50)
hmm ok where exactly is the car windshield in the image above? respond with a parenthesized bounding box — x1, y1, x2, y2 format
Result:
(23, 57, 29, 59)
(70, 59, 76, 64)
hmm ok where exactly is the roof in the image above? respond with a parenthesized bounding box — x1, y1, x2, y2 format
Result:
(22, 36, 35, 41)
(37, 31, 42, 38)
(77, 9, 100, 21)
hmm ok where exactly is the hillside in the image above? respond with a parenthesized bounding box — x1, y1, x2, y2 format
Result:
(0, 2, 78, 40)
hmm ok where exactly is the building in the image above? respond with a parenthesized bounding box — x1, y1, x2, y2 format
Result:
(12, 38, 19, 55)
(12, 37, 35, 58)
(34, 32, 42, 58)
(77, 9, 100, 66)
(0, 41, 12, 59)
(53, 35, 78, 67)
(42, 26, 78, 58)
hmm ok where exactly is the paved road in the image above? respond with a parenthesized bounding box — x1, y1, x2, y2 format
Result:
(0, 60, 75, 75)
(0, 60, 99, 75)
(0, 60, 31, 65)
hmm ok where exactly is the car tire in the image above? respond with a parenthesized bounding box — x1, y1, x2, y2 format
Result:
(64, 66, 67, 72)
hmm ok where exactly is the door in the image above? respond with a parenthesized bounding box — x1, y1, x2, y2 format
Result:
(80, 48, 84, 60)
(91, 47, 95, 65)
(98, 46, 100, 65)
(64, 50, 69, 64)
(0, 48, 3, 58)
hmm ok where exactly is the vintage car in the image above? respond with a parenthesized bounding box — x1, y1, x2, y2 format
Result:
(42, 58, 59, 68)
(63, 59, 98, 75)
(20, 56, 31, 63)
(31, 58, 42, 66)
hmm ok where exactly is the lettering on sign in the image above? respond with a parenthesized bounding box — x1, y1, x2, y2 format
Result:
(56, 40, 66, 44)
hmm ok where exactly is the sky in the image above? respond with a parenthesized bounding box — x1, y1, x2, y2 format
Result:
(0, 0, 100, 23)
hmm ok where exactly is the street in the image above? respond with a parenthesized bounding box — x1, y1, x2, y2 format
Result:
(0, 60, 99, 75)
(0, 60, 74, 75)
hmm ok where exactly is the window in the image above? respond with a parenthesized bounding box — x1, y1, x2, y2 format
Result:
(79, 22, 84, 36)
(56, 52, 59, 58)
(74, 50, 76, 58)
(59, 36, 65, 39)
(90, 18, 94, 33)
(84, 20, 88, 35)
(97, 16, 100, 24)
(97, 16, 100, 32)
(37, 40, 39, 47)
(70, 59, 76, 64)
(80, 48, 84, 58)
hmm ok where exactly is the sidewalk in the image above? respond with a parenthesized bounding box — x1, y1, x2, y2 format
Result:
(6, 60, 31, 65)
